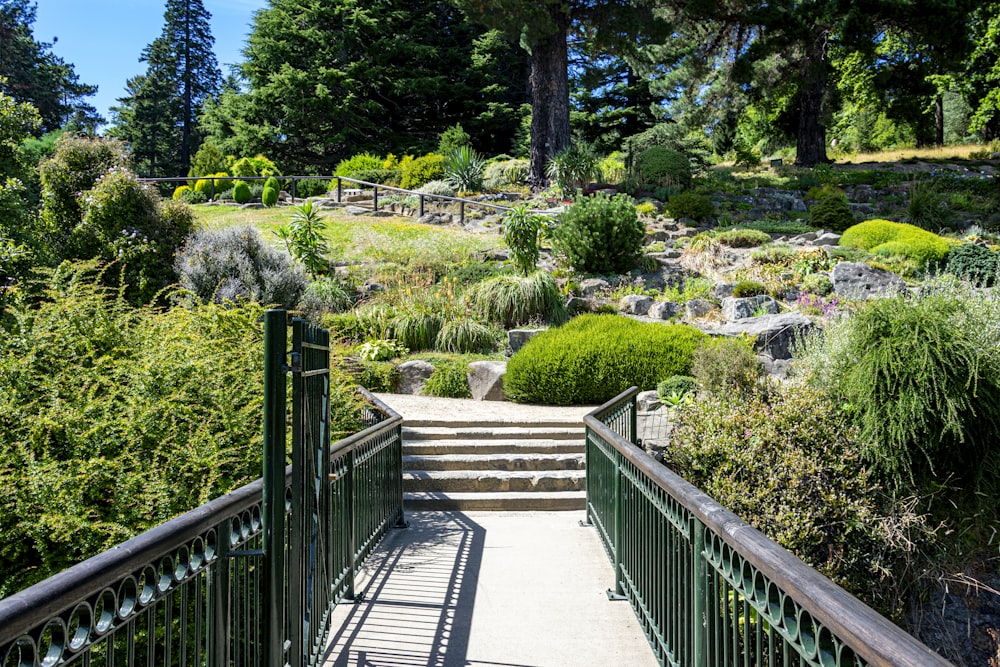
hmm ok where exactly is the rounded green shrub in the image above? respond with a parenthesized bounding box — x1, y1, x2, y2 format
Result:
(732, 280, 768, 298)
(211, 172, 233, 193)
(401, 153, 445, 190)
(809, 190, 855, 232)
(194, 178, 215, 200)
(422, 361, 472, 399)
(468, 271, 567, 329)
(667, 191, 714, 221)
(416, 180, 456, 197)
(335, 153, 383, 178)
(551, 192, 644, 274)
(635, 201, 658, 217)
(800, 272, 833, 295)
(504, 314, 704, 405)
(716, 228, 771, 248)
(173, 185, 191, 200)
(839, 219, 950, 265)
(261, 185, 278, 207)
(232, 180, 252, 204)
(635, 146, 691, 190)
(350, 168, 402, 185)
(691, 336, 762, 397)
(230, 155, 279, 178)
(945, 242, 1000, 286)
(264, 176, 280, 192)
(483, 158, 529, 190)
(657, 375, 697, 401)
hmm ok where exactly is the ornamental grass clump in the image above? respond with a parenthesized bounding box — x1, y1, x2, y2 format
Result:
(467, 271, 566, 329)
(504, 314, 704, 405)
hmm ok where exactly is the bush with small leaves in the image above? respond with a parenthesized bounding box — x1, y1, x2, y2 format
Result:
(503, 204, 546, 275)
(335, 153, 383, 178)
(505, 314, 704, 405)
(731, 280, 769, 298)
(715, 228, 771, 248)
(174, 225, 306, 308)
(294, 178, 330, 198)
(635, 201, 658, 217)
(173, 185, 191, 200)
(657, 375, 697, 401)
(667, 191, 714, 221)
(422, 360, 472, 398)
(416, 180, 456, 197)
(839, 219, 949, 265)
(945, 242, 1000, 286)
(194, 178, 215, 200)
(635, 146, 691, 190)
(401, 153, 445, 190)
(261, 185, 278, 207)
(800, 272, 833, 295)
(483, 159, 529, 190)
(691, 336, 762, 397)
(551, 192, 644, 274)
(232, 180, 252, 204)
(230, 155, 279, 178)
(809, 189, 855, 232)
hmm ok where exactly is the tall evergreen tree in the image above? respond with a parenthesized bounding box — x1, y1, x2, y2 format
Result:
(0, 0, 101, 133)
(110, 0, 220, 176)
(200, 0, 527, 173)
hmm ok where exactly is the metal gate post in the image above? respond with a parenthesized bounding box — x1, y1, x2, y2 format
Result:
(262, 310, 288, 667)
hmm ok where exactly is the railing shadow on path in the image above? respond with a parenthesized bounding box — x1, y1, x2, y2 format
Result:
(324, 510, 531, 667)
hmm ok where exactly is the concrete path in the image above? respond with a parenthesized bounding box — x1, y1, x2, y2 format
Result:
(372, 393, 595, 425)
(322, 511, 658, 667)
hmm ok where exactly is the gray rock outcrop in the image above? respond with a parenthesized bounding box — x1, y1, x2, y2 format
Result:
(832, 262, 905, 300)
(721, 295, 779, 320)
(467, 361, 507, 401)
(715, 312, 815, 359)
(396, 360, 435, 394)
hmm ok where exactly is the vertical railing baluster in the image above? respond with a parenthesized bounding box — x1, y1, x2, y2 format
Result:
(262, 310, 287, 667)
(693, 520, 707, 667)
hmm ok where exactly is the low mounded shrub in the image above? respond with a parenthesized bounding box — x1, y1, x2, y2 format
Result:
(809, 189, 855, 232)
(635, 146, 691, 190)
(800, 272, 833, 295)
(173, 185, 191, 200)
(261, 185, 278, 207)
(230, 155, 279, 178)
(467, 271, 566, 329)
(264, 176, 280, 192)
(731, 280, 768, 298)
(716, 228, 771, 248)
(504, 314, 704, 405)
(335, 153, 383, 178)
(194, 178, 215, 200)
(839, 219, 950, 265)
(416, 180, 457, 197)
(294, 178, 329, 198)
(401, 153, 445, 190)
(691, 336, 762, 397)
(657, 375, 697, 401)
(483, 158, 528, 190)
(174, 225, 306, 308)
(667, 191, 714, 221)
(232, 180, 252, 204)
(551, 192, 644, 274)
(945, 242, 999, 286)
(350, 168, 402, 185)
(421, 361, 472, 399)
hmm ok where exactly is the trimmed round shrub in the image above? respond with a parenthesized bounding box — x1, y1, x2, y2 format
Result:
(839, 219, 950, 265)
(194, 178, 215, 200)
(210, 173, 233, 193)
(691, 336, 762, 397)
(173, 185, 191, 200)
(667, 191, 714, 221)
(174, 225, 306, 308)
(732, 280, 768, 298)
(232, 180, 252, 204)
(421, 361, 472, 399)
(716, 228, 771, 248)
(261, 185, 278, 207)
(335, 153, 383, 178)
(809, 189, 855, 232)
(657, 375, 697, 401)
(264, 176, 280, 192)
(401, 153, 445, 190)
(468, 271, 567, 329)
(551, 192, 644, 274)
(946, 242, 1000, 286)
(504, 314, 705, 405)
(635, 146, 691, 190)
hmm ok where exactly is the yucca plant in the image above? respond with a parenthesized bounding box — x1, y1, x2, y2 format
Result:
(546, 143, 600, 194)
(444, 146, 486, 193)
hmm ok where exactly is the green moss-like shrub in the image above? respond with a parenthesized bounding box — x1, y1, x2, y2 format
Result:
(173, 185, 191, 200)
(551, 192, 643, 274)
(839, 219, 949, 265)
(334, 153, 383, 178)
(350, 168, 402, 185)
(945, 242, 1000, 286)
(635, 146, 691, 190)
(230, 155, 279, 178)
(261, 185, 278, 207)
(716, 228, 771, 248)
(210, 173, 233, 193)
(635, 201, 657, 217)
(732, 280, 769, 298)
(667, 191, 714, 221)
(232, 180, 252, 204)
(421, 362, 472, 399)
(800, 272, 833, 295)
(750, 243, 797, 265)
(809, 189, 855, 232)
(401, 153, 445, 190)
(468, 271, 567, 329)
(263, 176, 280, 192)
(504, 314, 704, 405)
(194, 178, 215, 200)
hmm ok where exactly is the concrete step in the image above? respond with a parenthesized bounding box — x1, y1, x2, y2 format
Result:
(406, 418, 586, 429)
(403, 490, 586, 511)
(402, 438, 584, 456)
(404, 453, 585, 472)
(403, 426, 583, 441)
(404, 470, 585, 493)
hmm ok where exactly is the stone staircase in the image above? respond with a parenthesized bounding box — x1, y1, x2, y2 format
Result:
(402, 419, 587, 511)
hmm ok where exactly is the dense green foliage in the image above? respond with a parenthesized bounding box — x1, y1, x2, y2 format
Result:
(434, 317, 502, 353)
(232, 180, 251, 204)
(731, 279, 769, 297)
(797, 287, 1000, 489)
(715, 228, 771, 248)
(945, 242, 1000, 285)
(502, 204, 545, 275)
(444, 146, 486, 192)
(839, 219, 950, 264)
(666, 191, 714, 221)
(261, 185, 278, 207)
(504, 314, 704, 404)
(551, 193, 643, 274)
(421, 361, 472, 398)
(691, 336, 763, 397)
(335, 153, 383, 178)
(635, 146, 691, 190)
(0, 265, 364, 596)
(275, 199, 329, 279)
(401, 154, 445, 190)
(808, 190, 855, 232)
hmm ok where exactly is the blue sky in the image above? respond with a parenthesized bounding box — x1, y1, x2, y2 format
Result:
(34, 0, 269, 128)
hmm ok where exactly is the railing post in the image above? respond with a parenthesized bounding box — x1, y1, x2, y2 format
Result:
(337, 177, 342, 203)
(629, 393, 637, 444)
(290, 177, 296, 203)
(346, 447, 357, 599)
(459, 200, 465, 224)
(373, 185, 379, 213)
(692, 520, 708, 666)
(419, 194, 425, 218)
(262, 310, 287, 667)
(207, 519, 231, 667)
(610, 449, 625, 599)
(210, 178, 215, 200)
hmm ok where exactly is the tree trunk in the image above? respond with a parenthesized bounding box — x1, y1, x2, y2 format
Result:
(527, 8, 571, 189)
(181, 0, 192, 175)
(794, 30, 830, 168)
(935, 94, 944, 147)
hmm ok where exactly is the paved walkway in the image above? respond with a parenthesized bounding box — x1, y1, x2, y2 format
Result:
(371, 393, 595, 425)
(323, 511, 658, 667)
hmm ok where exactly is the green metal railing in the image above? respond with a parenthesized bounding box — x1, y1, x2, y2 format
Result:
(0, 312, 403, 667)
(585, 387, 952, 667)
